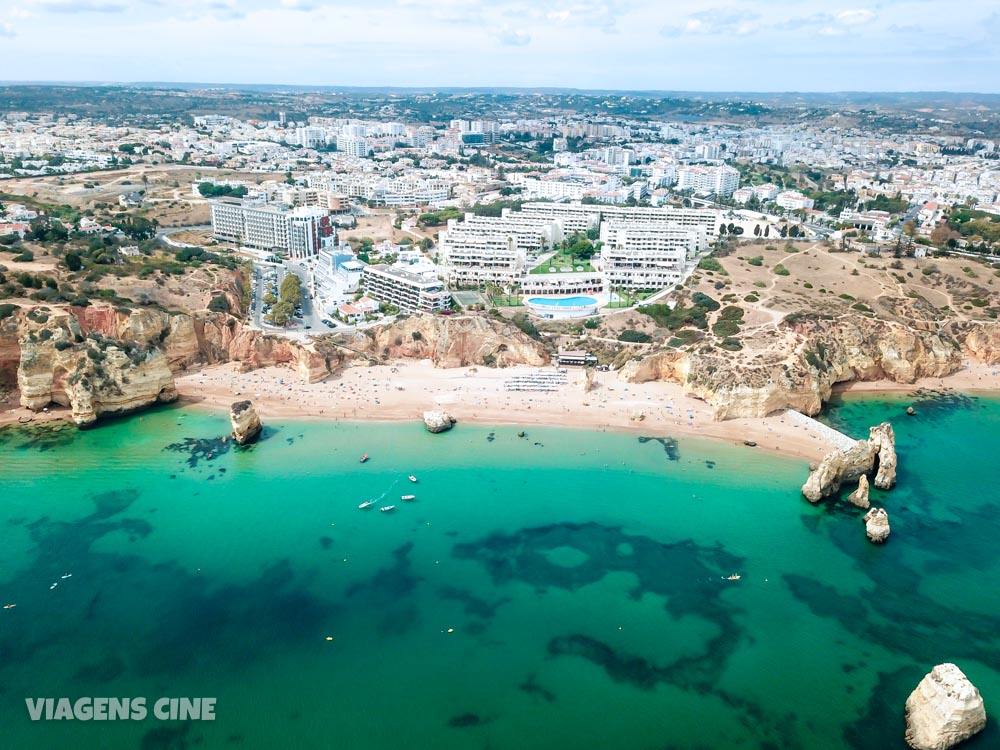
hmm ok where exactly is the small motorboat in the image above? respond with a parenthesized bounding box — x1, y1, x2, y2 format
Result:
(360, 454, 370, 463)
(401, 494, 416, 501)
(408, 475, 417, 483)
(359, 500, 375, 509)
(726, 574, 741, 581)
(380, 505, 395, 513)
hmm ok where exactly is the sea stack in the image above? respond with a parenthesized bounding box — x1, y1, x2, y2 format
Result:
(869, 422, 898, 489)
(863, 507, 891, 543)
(801, 422, 897, 502)
(230, 400, 263, 445)
(847, 475, 871, 509)
(423, 410, 456, 434)
(905, 663, 986, 750)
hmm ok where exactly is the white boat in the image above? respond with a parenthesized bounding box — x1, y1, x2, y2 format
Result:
(380, 505, 396, 513)
(401, 494, 416, 501)
(408, 475, 418, 483)
(359, 500, 375, 509)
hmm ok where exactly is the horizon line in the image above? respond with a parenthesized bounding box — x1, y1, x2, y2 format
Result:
(1, 80, 999, 98)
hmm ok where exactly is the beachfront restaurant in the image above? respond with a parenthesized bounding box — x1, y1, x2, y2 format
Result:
(557, 350, 599, 367)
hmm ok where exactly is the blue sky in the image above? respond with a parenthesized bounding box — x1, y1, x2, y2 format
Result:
(0, 0, 998, 92)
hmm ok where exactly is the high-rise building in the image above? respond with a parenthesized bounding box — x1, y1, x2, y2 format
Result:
(209, 199, 333, 259)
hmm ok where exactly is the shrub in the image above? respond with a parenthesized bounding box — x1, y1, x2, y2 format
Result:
(0, 303, 19, 319)
(618, 329, 652, 343)
(511, 313, 540, 340)
(773, 264, 790, 276)
(583, 317, 600, 329)
(747, 256, 764, 267)
(697, 257, 724, 273)
(411, 331, 423, 341)
(719, 337, 743, 351)
(712, 320, 741, 337)
(753, 281, 767, 288)
(54, 340, 74, 351)
(13, 250, 34, 262)
(803, 282, 813, 289)
(743, 293, 759, 303)
(207, 295, 231, 313)
(839, 293, 855, 301)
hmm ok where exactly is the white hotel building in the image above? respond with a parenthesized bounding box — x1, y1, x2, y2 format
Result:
(599, 222, 705, 291)
(209, 199, 332, 259)
(361, 264, 451, 313)
(676, 165, 741, 197)
(438, 204, 717, 293)
(439, 213, 566, 286)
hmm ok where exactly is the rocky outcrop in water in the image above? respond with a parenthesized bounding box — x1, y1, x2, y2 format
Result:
(620, 316, 971, 420)
(847, 475, 871, 509)
(423, 410, 456, 433)
(862, 507, 891, 543)
(905, 663, 986, 750)
(801, 423, 897, 502)
(230, 400, 262, 445)
(868, 422, 897, 489)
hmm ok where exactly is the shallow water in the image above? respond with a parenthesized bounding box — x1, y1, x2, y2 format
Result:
(0, 394, 998, 749)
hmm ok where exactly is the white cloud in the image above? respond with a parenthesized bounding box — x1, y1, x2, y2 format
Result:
(0, 21, 16, 37)
(280, 0, 317, 10)
(495, 24, 531, 46)
(33, 0, 127, 12)
(661, 9, 760, 37)
(836, 9, 876, 25)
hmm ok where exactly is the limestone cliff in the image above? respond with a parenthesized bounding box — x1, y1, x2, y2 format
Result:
(620, 315, 969, 420)
(17, 318, 177, 426)
(905, 663, 987, 750)
(801, 423, 897, 502)
(351, 315, 548, 368)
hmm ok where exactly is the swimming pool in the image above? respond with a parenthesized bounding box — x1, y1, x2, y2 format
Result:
(526, 296, 598, 307)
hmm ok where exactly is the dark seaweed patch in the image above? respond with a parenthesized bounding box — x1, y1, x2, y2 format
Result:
(638, 436, 680, 461)
(164, 436, 231, 468)
(447, 713, 489, 728)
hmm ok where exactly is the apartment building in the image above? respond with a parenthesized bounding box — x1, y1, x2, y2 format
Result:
(308, 173, 450, 206)
(361, 264, 451, 313)
(209, 199, 333, 259)
(438, 212, 568, 286)
(775, 191, 816, 211)
(519, 202, 720, 239)
(599, 222, 704, 291)
(676, 165, 740, 197)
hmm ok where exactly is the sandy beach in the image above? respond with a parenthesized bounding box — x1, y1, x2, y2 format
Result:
(172, 360, 855, 462)
(4, 359, 999, 462)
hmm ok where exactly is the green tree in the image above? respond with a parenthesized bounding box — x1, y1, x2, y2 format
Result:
(64, 252, 82, 271)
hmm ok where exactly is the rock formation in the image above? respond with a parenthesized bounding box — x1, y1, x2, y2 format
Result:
(801, 423, 897, 502)
(620, 315, 966, 420)
(905, 663, 986, 750)
(863, 507, 891, 543)
(17, 321, 177, 427)
(354, 315, 548, 368)
(868, 422, 898, 489)
(230, 400, 262, 445)
(847, 475, 871, 509)
(423, 410, 456, 433)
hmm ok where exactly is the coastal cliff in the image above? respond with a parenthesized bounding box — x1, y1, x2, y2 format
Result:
(16, 316, 177, 426)
(621, 316, 970, 419)
(352, 315, 548, 368)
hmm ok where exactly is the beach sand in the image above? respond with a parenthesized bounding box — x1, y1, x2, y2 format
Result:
(4, 359, 997, 461)
(174, 360, 846, 462)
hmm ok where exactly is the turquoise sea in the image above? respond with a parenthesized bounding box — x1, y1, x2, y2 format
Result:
(1, 391, 999, 750)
